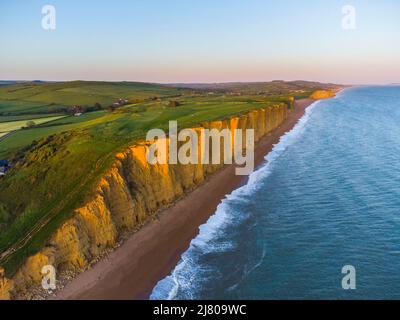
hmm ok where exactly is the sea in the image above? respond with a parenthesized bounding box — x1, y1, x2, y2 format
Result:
(151, 86, 400, 299)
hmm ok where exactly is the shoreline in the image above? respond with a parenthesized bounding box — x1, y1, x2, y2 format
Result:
(55, 97, 321, 300)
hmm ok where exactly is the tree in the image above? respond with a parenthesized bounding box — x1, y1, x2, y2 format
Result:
(74, 105, 83, 113)
(168, 100, 181, 108)
(26, 120, 36, 128)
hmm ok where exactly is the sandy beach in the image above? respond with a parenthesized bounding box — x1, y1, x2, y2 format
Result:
(56, 98, 317, 300)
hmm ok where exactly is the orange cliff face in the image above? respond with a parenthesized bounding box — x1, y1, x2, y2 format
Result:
(310, 90, 335, 100)
(0, 268, 13, 300)
(0, 102, 293, 300)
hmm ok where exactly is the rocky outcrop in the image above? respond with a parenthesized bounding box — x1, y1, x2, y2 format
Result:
(0, 103, 291, 299)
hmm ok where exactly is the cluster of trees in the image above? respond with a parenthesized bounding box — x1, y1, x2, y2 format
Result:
(50, 103, 102, 115)
(107, 105, 117, 112)
(168, 100, 181, 108)
(25, 120, 36, 128)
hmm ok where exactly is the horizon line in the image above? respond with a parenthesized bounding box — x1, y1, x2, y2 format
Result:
(2, 79, 400, 87)
(0, 79, 367, 86)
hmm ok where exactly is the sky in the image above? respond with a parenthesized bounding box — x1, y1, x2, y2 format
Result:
(0, 0, 399, 84)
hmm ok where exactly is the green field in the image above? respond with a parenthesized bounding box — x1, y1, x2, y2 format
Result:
(0, 81, 189, 115)
(0, 116, 66, 135)
(0, 80, 338, 275)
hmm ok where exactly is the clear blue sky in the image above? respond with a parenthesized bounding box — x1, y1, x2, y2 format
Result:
(1, 0, 399, 84)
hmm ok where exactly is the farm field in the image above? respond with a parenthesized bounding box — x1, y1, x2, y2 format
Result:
(0, 115, 66, 135)
(0, 113, 63, 123)
(0, 81, 189, 115)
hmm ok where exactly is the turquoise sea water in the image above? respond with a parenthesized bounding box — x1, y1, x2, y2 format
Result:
(151, 86, 400, 299)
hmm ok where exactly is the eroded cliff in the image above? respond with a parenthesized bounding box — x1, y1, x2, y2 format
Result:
(0, 103, 291, 299)
(310, 90, 335, 100)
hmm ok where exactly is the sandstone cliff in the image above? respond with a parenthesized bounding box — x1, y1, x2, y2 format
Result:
(310, 90, 335, 100)
(0, 268, 13, 300)
(0, 103, 291, 299)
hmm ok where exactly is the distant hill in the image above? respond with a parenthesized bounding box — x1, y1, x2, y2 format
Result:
(167, 80, 342, 95)
(0, 80, 343, 116)
(0, 81, 25, 86)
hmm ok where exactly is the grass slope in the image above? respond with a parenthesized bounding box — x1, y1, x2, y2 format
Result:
(0, 116, 66, 133)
